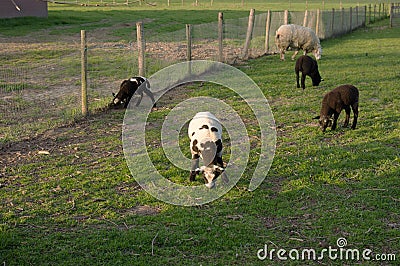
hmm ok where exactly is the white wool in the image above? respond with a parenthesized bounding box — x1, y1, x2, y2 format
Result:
(275, 24, 322, 60)
(188, 112, 222, 144)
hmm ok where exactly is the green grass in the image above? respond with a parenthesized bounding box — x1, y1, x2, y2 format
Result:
(0, 1, 390, 37)
(1, 4, 399, 266)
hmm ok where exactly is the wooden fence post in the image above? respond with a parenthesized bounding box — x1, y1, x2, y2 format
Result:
(218, 12, 224, 62)
(349, 7, 353, 32)
(136, 21, 145, 77)
(186, 24, 192, 75)
(316, 9, 320, 38)
(331, 8, 335, 37)
(356, 6, 359, 27)
(364, 5, 367, 27)
(379, 3, 381, 19)
(265, 10, 271, 54)
(390, 3, 393, 27)
(242, 8, 255, 59)
(341, 8, 344, 32)
(369, 4, 372, 24)
(186, 24, 192, 61)
(81, 30, 88, 116)
(303, 9, 308, 27)
(284, 10, 289, 24)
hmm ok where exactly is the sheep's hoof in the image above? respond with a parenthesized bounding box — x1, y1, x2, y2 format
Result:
(189, 171, 197, 181)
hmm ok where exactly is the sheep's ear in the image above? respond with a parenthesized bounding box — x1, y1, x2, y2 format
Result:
(112, 92, 116, 97)
(313, 115, 320, 120)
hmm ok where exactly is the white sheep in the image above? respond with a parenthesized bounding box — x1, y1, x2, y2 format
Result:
(188, 112, 225, 189)
(275, 24, 322, 61)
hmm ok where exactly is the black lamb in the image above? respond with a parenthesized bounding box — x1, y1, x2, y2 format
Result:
(295, 55, 322, 90)
(314, 84, 359, 132)
(111, 76, 155, 108)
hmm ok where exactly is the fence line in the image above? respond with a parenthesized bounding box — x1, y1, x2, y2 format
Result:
(0, 4, 394, 143)
(390, 2, 400, 27)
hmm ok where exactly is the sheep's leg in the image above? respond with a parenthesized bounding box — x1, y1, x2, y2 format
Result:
(280, 50, 285, 60)
(124, 96, 132, 108)
(331, 112, 340, 130)
(216, 155, 224, 168)
(143, 88, 156, 107)
(301, 73, 306, 90)
(190, 155, 200, 181)
(135, 91, 144, 107)
(291, 49, 299, 60)
(296, 70, 301, 88)
(351, 102, 359, 129)
(343, 106, 351, 127)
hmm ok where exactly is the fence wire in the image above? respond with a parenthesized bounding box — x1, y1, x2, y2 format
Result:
(0, 47, 81, 143)
(0, 4, 391, 143)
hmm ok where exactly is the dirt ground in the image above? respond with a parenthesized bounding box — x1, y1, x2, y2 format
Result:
(0, 20, 267, 176)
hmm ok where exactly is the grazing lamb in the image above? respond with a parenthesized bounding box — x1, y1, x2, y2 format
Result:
(275, 24, 322, 61)
(314, 85, 359, 132)
(295, 55, 322, 90)
(111, 76, 155, 108)
(188, 112, 226, 189)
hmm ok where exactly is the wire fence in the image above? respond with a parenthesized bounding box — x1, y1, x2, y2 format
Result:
(390, 2, 400, 26)
(0, 3, 392, 144)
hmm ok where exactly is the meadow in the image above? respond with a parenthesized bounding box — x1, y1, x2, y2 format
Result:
(1, 1, 399, 265)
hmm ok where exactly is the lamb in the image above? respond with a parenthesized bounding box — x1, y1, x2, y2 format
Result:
(295, 55, 322, 90)
(188, 112, 226, 189)
(275, 24, 322, 61)
(111, 76, 155, 108)
(314, 85, 359, 132)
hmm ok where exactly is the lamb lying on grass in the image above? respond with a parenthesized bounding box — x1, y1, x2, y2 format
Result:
(295, 55, 322, 90)
(314, 84, 359, 132)
(275, 24, 322, 61)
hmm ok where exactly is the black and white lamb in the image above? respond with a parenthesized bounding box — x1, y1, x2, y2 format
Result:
(275, 24, 322, 61)
(314, 84, 359, 132)
(295, 55, 322, 90)
(188, 112, 226, 189)
(111, 76, 156, 108)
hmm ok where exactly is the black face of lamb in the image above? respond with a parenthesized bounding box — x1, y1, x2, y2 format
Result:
(189, 138, 223, 187)
(319, 115, 333, 132)
(112, 80, 138, 108)
(311, 71, 322, 86)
